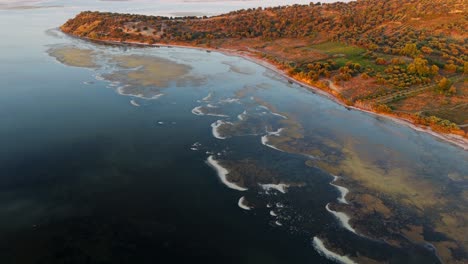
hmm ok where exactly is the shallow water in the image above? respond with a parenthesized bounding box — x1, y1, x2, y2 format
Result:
(1, 1, 467, 263)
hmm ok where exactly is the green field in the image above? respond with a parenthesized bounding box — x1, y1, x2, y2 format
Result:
(309, 42, 388, 70)
(310, 42, 365, 55)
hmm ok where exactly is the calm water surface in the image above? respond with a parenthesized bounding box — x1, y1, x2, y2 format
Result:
(0, 1, 466, 263)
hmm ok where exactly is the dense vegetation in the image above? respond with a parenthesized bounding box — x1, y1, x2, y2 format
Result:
(61, 0, 467, 135)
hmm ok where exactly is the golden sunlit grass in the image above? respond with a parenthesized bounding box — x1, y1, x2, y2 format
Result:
(388, 82, 468, 126)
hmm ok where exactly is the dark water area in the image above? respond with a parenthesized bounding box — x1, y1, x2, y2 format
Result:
(1, 2, 467, 264)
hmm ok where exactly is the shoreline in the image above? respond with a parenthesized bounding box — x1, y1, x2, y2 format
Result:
(329, 175, 349, 205)
(66, 33, 468, 151)
(238, 196, 252, 210)
(206, 155, 247, 191)
(312, 236, 357, 264)
(325, 203, 357, 234)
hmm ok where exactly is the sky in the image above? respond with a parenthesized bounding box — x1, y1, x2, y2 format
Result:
(0, 0, 353, 16)
(0, 0, 352, 4)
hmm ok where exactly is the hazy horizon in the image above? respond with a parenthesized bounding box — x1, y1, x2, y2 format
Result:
(0, 0, 354, 16)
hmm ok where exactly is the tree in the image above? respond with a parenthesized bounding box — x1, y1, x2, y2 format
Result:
(391, 58, 405, 65)
(421, 46, 433, 54)
(375, 57, 386, 65)
(448, 85, 456, 95)
(375, 104, 392, 113)
(438, 77, 451, 91)
(430, 65, 439, 75)
(407, 58, 430, 76)
(400, 43, 419, 57)
(444, 63, 457, 72)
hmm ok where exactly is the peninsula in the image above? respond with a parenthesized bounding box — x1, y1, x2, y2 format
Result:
(60, 0, 467, 147)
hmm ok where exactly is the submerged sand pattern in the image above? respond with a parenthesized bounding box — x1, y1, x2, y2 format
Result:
(48, 46, 98, 68)
(48, 45, 206, 99)
(109, 54, 192, 87)
(47, 42, 467, 263)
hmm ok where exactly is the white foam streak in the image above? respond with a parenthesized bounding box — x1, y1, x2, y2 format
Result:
(206, 156, 247, 191)
(237, 110, 247, 121)
(117, 85, 163, 99)
(268, 128, 283, 136)
(256, 105, 287, 119)
(326, 203, 357, 234)
(192, 106, 228, 117)
(191, 106, 204, 115)
(238, 196, 252, 210)
(260, 183, 289, 194)
(220, 98, 240, 104)
(211, 120, 231, 139)
(202, 92, 212, 101)
(95, 74, 104, 81)
(271, 112, 287, 119)
(261, 128, 284, 152)
(207, 113, 229, 117)
(330, 175, 349, 204)
(149, 93, 164, 99)
(130, 99, 140, 107)
(312, 237, 357, 264)
(190, 142, 201, 151)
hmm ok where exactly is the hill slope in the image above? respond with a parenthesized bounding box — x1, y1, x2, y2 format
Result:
(61, 0, 467, 136)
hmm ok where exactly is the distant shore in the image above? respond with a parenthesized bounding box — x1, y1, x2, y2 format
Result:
(66, 33, 468, 151)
